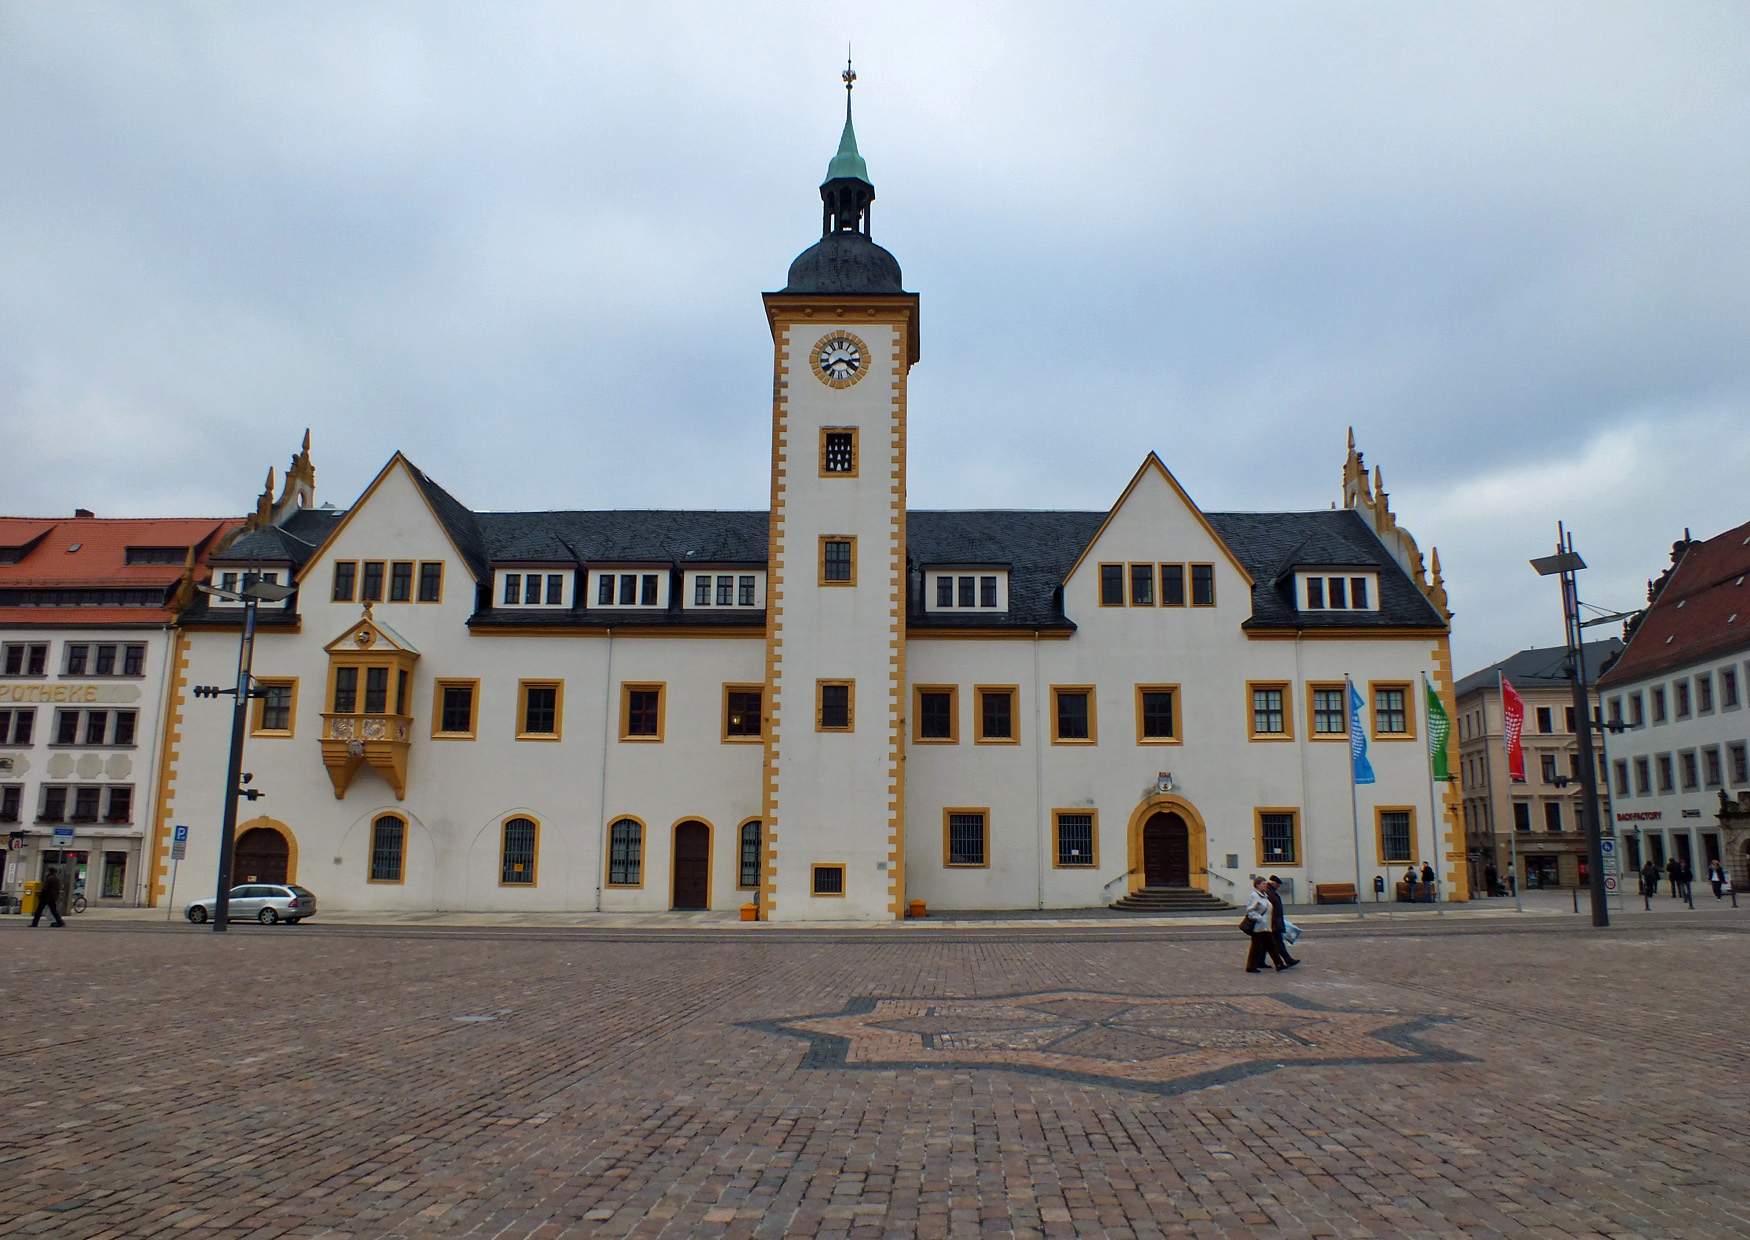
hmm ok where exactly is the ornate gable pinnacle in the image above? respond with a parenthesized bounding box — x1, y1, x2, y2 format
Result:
(1342, 431, 1448, 623)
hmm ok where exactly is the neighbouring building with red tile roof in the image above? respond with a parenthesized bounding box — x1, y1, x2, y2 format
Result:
(0, 438, 316, 910)
(1595, 520, 1750, 889)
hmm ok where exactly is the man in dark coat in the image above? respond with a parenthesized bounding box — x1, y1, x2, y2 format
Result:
(1641, 859, 1659, 896)
(32, 870, 65, 928)
(1265, 876, 1299, 970)
(1420, 862, 1437, 902)
(1666, 856, 1682, 899)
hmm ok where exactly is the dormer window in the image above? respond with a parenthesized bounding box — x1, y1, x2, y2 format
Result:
(685, 570, 764, 609)
(925, 569, 1008, 613)
(124, 546, 188, 565)
(1299, 571, 1378, 613)
(497, 570, 570, 608)
(587, 569, 667, 610)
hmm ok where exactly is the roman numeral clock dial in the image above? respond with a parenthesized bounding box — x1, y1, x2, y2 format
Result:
(809, 331, 869, 389)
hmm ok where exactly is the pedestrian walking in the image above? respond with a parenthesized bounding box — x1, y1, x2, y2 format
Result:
(1666, 857, 1682, 899)
(1243, 877, 1273, 972)
(1641, 859, 1659, 897)
(1679, 862, 1694, 902)
(1266, 876, 1300, 970)
(1708, 859, 1726, 899)
(31, 871, 66, 928)
(1420, 861, 1436, 902)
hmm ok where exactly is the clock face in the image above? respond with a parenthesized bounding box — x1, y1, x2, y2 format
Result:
(810, 331, 869, 388)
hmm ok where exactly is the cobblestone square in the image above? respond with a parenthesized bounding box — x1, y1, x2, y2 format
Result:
(2, 912, 1746, 1237)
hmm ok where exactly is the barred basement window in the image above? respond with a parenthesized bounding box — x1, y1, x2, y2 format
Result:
(823, 429, 856, 474)
(811, 864, 845, 896)
(1258, 811, 1298, 865)
(500, 817, 538, 886)
(369, 815, 406, 883)
(1378, 809, 1413, 863)
(738, 820, 761, 888)
(945, 810, 988, 867)
(1054, 811, 1095, 867)
(608, 818, 643, 886)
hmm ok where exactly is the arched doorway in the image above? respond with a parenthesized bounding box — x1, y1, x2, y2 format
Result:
(1142, 812, 1190, 887)
(233, 827, 289, 885)
(672, 820, 710, 910)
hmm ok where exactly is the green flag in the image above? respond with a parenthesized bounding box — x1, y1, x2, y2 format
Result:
(1425, 677, 1451, 781)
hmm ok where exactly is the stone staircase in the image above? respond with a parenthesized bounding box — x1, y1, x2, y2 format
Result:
(1110, 885, 1234, 914)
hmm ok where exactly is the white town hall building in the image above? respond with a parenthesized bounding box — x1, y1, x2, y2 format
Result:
(152, 82, 1467, 920)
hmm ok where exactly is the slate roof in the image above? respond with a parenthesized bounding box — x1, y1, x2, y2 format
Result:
(212, 508, 345, 567)
(1597, 519, 1750, 687)
(1454, 639, 1624, 699)
(179, 477, 1447, 635)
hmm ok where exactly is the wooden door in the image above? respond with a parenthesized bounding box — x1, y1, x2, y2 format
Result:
(233, 828, 288, 885)
(1142, 813, 1190, 887)
(672, 821, 709, 910)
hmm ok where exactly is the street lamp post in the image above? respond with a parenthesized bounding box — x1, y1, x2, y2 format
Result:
(192, 578, 294, 932)
(1530, 524, 1609, 928)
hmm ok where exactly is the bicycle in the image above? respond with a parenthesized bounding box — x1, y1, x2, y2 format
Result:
(71, 891, 88, 914)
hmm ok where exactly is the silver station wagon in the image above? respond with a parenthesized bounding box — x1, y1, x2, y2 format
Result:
(186, 883, 317, 925)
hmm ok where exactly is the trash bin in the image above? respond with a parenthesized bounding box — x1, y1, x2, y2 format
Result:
(20, 880, 42, 917)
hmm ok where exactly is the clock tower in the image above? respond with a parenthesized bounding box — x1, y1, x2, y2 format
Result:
(760, 64, 920, 920)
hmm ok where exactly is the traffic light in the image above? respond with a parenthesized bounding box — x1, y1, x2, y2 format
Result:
(191, 685, 231, 699)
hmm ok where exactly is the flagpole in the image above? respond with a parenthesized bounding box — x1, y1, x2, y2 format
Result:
(1422, 672, 1444, 913)
(1347, 674, 1365, 919)
(1500, 670, 1523, 913)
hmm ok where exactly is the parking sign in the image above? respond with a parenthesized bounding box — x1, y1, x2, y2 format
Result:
(173, 825, 189, 844)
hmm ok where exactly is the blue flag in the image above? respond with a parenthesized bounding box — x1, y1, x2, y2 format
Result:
(1348, 680, 1376, 785)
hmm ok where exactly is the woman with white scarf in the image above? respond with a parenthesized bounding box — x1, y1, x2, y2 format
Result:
(1243, 876, 1281, 973)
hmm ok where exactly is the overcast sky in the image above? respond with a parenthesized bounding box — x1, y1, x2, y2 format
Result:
(4, 2, 1746, 674)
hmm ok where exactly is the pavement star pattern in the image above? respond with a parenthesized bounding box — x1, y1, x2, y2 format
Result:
(753, 989, 1472, 1096)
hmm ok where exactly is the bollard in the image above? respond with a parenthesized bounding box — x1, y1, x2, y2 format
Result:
(1732, 887, 1739, 908)
(1644, 889, 1651, 911)
(1686, 882, 1695, 910)
(1572, 887, 1579, 913)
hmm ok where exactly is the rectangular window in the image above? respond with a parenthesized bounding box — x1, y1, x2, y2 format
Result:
(1680, 750, 1699, 790)
(936, 577, 954, 608)
(369, 817, 406, 883)
(2, 644, 48, 676)
(433, 680, 478, 738)
(364, 667, 388, 714)
(817, 680, 854, 731)
(1377, 807, 1414, 863)
(738, 821, 761, 889)
(598, 575, 614, 605)
(1372, 684, 1412, 738)
(219, 570, 238, 594)
(619, 683, 664, 741)
(1564, 706, 1576, 733)
(1696, 675, 1714, 713)
(821, 427, 857, 475)
(1190, 564, 1215, 606)
(1729, 742, 1749, 785)
(608, 819, 643, 886)
(56, 711, 79, 745)
(1703, 746, 1722, 787)
(1052, 686, 1095, 743)
(1634, 756, 1651, 795)
(640, 574, 658, 605)
(253, 680, 296, 736)
(979, 576, 997, 608)
(500, 818, 538, 886)
(1544, 801, 1563, 832)
(73, 785, 100, 822)
(40, 786, 67, 822)
(417, 561, 443, 602)
(389, 561, 413, 602)
(738, 575, 756, 607)
(1631, 693, 1645, 727)
(975, 686, 1017, 743)
(1053, 810, 1097, 868)
(1310, 685, 1346, 737)
(0, 786, 19, 823)
(820, 537, 855, 585)
(122, 644, 145, 676)
(1305, 577, 1324, 609)
(102, 851, 127, 897)
(1099, 563, 1123, 606)
(1160, 564, 1185, 606)
(1723, 668, 1740, 709)
(1540, 753, 1558, 784)
(1257, 809, 1299, 866)
(811, 863, 846, 896)
(1652, 687, 1667, 722)
(1608, 696, 1623, 726)
(524, 575, 542, 604)
(1136, 685, 1178, 743)
(1675, 681, 1691, 718)
(1535, 706, 1552, 734)
(0, 709, 34, 745)
(66, 644, 89, 674)
(957, 575, 975, 608)
(914, 686, 957, 743)
(1248, 682, 1290, 739)
(1129, 563, 1154, 606)
(538, 573, 558, 604)
(94, 646, 116, 676)
(82, 711, 108, 746)
(518, 681, 562, 739)
(105, 786, 132, 823)
(695, 575, 711, 606)
(360, 561, 385, 602)
(723, 686, 763, 741)
(716, 575, 734, 606)
(1350, 577, 1369, 609)
(1328, 577, 1347, 609)
(1614, 759, 1629, 796)
(1513, 801, 1531, 833)
(944, 809, 988, 867)
(1656, 754, 1674, 792)
(331, 666, 358, 714)
(619, 574, 636, 605)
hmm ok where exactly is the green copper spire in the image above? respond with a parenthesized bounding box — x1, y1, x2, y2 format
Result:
(822, 55, 869, 186)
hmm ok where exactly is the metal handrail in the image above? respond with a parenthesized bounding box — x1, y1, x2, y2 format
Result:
(1198, 867, 1237, 887)
(1102, 866, 1140, 893)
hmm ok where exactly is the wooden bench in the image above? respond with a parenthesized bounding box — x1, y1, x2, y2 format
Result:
(1314, 882, 1358, 904)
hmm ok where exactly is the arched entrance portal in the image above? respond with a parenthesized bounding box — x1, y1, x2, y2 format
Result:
(672, 820, 711, 910)
(233, 827, 289, 885)
(1142, 813, 1190, 887)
